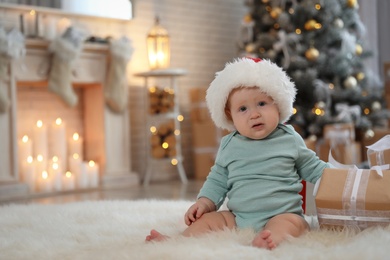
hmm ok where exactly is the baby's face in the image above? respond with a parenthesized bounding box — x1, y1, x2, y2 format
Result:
(228, 87, 279, 140)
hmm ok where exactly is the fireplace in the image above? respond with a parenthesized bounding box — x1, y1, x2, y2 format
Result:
(0, 39, 139, 200)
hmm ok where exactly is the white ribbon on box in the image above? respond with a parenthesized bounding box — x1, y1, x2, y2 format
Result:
(314, 151, 390, 229)
(366, 135, 390, 167)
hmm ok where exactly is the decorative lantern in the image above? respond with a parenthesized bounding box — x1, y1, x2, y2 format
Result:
(147, 17, 170, 69)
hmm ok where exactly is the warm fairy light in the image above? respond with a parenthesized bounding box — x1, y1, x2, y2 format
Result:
(364, 108, 370, 115)
(42, 171, 48, 179)
(315, 4, 321, 10)
(22, 135, 29, 143)
(65, 171, 72, 178)
(149, 87, 156, 93)
(177, 115, 184, 122)
(88, 160, 95, 167)
(295, 29, 302, 34)
(36, 120, 43, 128)
(29, 9, 36, 16)
(27, 156, 33, 163)
(73, 133, 80, 141)
(37, 154, 43, 162)
(174, 129, 180, 136)
(55, 118, 62, 125)
(171, 158, 178, 166)
(293, 107, 297, 114)
(150, 126, 157, 133)
(52, 156, 59, 162)
(162, 142, 169, 149)
(328, 83, 334, 90)
(72, 153, 80, 160)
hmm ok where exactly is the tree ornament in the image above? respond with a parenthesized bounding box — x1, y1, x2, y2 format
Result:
(371, 101, 382, 112)
(355, 44, 363, 55)
(333, 18, 344, 29)
(364, 129, 375, 139)
(343, 76, 358, 89)
(304, 19, 317, 30)
(347, 0, 358, 9)
(356, 72, 365, 81)
(304, 19, 321, 31)
(305, 47, 319, 61)
(270, 7, 282, 19)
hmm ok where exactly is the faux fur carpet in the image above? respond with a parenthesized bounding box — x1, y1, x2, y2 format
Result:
(1, 200, 390, 260)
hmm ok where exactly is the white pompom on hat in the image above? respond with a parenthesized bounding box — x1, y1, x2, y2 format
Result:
(206, 57, 297, 131)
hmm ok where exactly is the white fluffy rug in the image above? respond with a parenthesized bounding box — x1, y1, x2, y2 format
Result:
(1, 200, 390, 259)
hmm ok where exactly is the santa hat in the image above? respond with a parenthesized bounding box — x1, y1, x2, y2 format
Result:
(206, 57, 297, 131)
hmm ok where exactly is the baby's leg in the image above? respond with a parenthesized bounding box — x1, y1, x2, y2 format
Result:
(182, 210, 236, 237)
(145, 210, 236, 242)
(252, 213, 309, 250)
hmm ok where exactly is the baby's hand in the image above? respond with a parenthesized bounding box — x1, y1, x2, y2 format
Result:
(184, 197, 215, 226)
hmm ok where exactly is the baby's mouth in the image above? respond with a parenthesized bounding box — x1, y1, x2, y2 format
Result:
(252, 123, 264, 128)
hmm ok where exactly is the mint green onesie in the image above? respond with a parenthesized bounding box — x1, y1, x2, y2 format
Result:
(198, 124, 329, 232)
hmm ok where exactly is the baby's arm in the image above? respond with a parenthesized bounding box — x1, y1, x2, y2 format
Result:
(184, 197, 216, 226)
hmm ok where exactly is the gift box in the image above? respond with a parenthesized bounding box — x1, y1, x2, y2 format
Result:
(315, 168, 390, 230)
(367, 135, 390, 167)
(360, 128, 390, 161)
(190, 87, 229, 180)
(319, 123, 361, 164)
(318, 140, 361, 165)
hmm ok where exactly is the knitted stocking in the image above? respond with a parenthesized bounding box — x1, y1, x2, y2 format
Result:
(105, 37, 134, 113)
(0, 28, 25, 113)
(48, 28, 84, 107)
(0, 56, 10, 113)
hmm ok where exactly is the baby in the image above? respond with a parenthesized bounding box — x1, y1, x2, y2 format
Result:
(146, 57, 330, 249)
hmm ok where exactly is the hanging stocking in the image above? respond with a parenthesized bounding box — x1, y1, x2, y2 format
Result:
(48, 27, 85, 107)
(0, 56, 10, 113)
(0, 28, 25, 113)
(105, 37, 134, 113)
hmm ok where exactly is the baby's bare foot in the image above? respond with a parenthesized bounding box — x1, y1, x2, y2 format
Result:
(145, 229, 169, 242)
(252, 230, 276, 250)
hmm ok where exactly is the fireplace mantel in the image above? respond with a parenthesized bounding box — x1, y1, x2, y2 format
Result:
(0, 39, 139, 200)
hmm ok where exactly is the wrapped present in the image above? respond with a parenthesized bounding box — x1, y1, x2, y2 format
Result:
(367, 135, 390, 167)
(315, 165, 390, 230)
(319, 123, 362, 165)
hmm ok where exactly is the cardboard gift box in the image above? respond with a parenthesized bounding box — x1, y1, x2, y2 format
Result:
(318, 140, 362, 165)
(315, 168, 390, 230)
(367, 135, 390, 167)
(361, 128, 390, 161)
(193, 148, 217, 180)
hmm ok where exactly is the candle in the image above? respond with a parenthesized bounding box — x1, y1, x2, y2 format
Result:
(38, 170, 53, 193)
(18, 135, 33, 171)
(69, 153, 87, 189)
(49, 157, 62, 192)
(50, 118, 67, 171)
(43, 15, 57, 40)
(33, 120, 48, 168)
(21, 156, 36, 192)
(68, 132, 83, 160)
(87, 160, 99, 188)
(62, 171, 75, 191)
(24, 9, 37, 37)
(35, 154, 46, 176)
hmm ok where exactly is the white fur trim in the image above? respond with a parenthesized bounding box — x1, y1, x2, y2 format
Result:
(206, 58, 296, 131)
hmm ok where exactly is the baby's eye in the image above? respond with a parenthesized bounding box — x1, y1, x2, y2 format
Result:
(239, 106, 247, 112)
(258, 101, 267, 107)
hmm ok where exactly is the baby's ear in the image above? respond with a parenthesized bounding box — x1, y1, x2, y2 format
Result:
(225, 107, 232, 121)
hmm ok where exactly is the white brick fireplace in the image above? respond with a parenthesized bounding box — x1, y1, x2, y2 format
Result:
(0, 39, 139, 200)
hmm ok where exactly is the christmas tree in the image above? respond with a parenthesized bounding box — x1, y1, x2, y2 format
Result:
(239, 0, 389, 139)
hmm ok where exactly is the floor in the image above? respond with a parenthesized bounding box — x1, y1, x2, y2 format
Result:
(0, 180, 205, 206)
